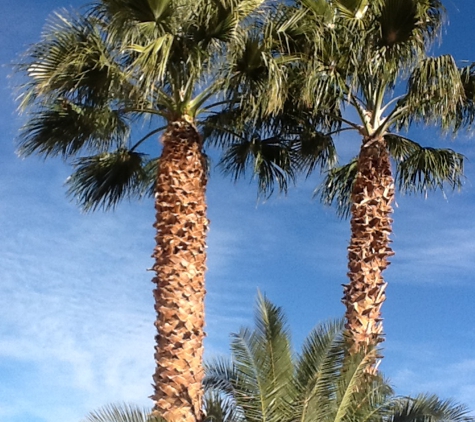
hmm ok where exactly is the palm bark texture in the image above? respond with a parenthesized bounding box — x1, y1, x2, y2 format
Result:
(152, 119, 208, 421)
(345, 138, 394, 352)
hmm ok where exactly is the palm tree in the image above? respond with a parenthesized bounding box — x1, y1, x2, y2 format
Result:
(15, 0, 264, 420)
(204, 294, 474, 422)
(209, 0, 475, 354)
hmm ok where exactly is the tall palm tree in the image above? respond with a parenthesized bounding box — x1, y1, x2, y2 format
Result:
(15, 0, 264, 420)
(204, 294, 474, 422)
(209, 0, 475, 354)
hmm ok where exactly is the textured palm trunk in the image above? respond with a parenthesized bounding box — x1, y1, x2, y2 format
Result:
(151, 118, 208, 422)
(343, 137, 395, 356)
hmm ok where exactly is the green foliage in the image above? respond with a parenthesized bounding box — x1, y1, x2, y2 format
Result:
(66, 149, 156, 211)
(204, 295, 474, 422)
(82, 403, 163, 422)
(15, 0, 268, 211)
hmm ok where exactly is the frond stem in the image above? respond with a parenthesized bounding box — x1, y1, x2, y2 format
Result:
(130, 126, 167, 151)
(121, 107, 167, 118)
(327, 127, 358, 137)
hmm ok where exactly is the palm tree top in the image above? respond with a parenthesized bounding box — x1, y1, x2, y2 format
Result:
(14, 0, 268, 211)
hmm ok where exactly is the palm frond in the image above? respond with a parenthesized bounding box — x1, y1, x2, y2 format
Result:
(206, 294, 296, 422)
(378, 0, 417, 48)
(396, 55, 465, 130)
(395, 146, 464, 195)
(66, 149, 154, 211)
(205, 357, 241, 396)
(223, 31, 294, 118)
(316, 159, 358, 219)
(17, 9, 130, 109)
(291, 132, 337, 177)
(389, 394, 474, 422)
(17, 102, 129, 158)
(203, 391, 244, 422)
(219, 135, 295, 196)
(333, 348, 383, 422)
(334, 0, 369, 21)
(82, 402, 160, 422)
(295, 319, 345, 422)
(385, 133, 420, 161)
(456, 62, 475, 129)
(375, 0, 444, 56)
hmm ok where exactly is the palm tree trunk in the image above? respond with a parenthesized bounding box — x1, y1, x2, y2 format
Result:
(343, 137, 395, 355)
(151, 118, 208, 422)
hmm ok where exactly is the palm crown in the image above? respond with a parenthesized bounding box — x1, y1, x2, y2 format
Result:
(17, 0, 266, 210)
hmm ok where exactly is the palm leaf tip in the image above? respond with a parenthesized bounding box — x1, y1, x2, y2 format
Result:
(66, 149, 154, 212)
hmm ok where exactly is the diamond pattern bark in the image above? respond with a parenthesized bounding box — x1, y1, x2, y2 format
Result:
(150, 118, 208, 422)
(344, 137, 395, 355)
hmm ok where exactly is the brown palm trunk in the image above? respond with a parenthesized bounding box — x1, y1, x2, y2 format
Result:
(343, 137, 395, 355)
(151, 118, 208, 422)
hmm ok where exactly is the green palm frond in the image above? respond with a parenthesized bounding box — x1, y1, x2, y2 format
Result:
(290, 132, 337, 177)
(100, 0, 174, 24)
(296, 319, 344, 390)
(378, 0, 417, 48)
(196, 0, 239, 45)
(18, 102, 129, 158)
(396, 55, 465, 130)
(17, 10, 130, 109)
(203, 391, 244, 422)
(456, 63, 475, 129)
(205, 296, 473, 422)
(66, 149, 154, 211)
(298, 0, 335, 22)
(82, 403, 161, 422)
(97, 0, 175, 45)
(128, 33, 174, 86)
(219, 136, 295, 196)
(223, 30, 295, 118)
(395, 146, 464, 195)
(205, 357, 241, 396)
(201, 108, 244, 148)
(334, 0, 369, 20)
(334, 352, 393, 422)
(376, 0, 444, 51)
(206, 294, 296, 422)
(385, 133, 420, 161)
(295, 319, 345, 422)
(316, 159, 358, 219)
(389, 394, 474, 422)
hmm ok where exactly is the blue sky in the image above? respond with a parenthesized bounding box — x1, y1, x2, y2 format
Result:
(1, 1, 474, 421)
